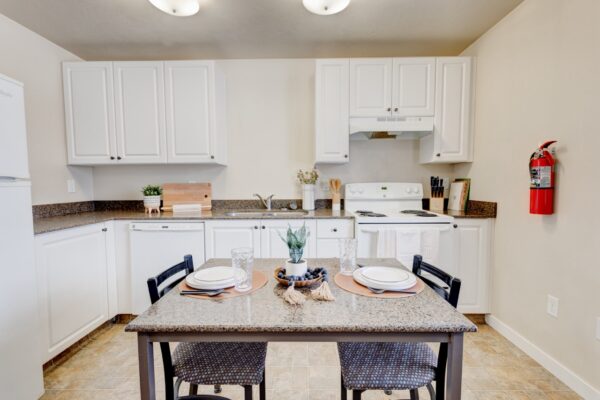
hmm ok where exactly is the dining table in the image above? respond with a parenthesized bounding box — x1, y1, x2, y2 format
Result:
(126, 258, 477, 400)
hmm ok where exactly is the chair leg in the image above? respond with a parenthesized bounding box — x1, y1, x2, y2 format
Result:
(426, 383, 435, 400)
(189, 384, 198, 396)
(409, 388, 420, 400)
(352, 389, 364, 400)
(340, 374, 347, 400)
(243, 385, 253, 400)
(259, 369, 266, 400)
(435, 377, 445, 400)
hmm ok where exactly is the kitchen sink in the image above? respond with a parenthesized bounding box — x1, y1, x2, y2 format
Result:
(223, 210, 308, 218)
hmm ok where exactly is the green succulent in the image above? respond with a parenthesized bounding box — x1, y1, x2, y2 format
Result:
(278, 223, 309, 263)
(142, 185, 162, 196)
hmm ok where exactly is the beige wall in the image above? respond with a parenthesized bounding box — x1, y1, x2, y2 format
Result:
(456, 0, 600, 392)
(0, 14, 93, 205)
(93, 59, 453, 200)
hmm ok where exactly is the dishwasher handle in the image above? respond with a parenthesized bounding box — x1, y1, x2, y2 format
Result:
(129, 223, 204, 232)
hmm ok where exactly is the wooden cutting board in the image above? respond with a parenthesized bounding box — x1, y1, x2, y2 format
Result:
(162, 183, 212, 211)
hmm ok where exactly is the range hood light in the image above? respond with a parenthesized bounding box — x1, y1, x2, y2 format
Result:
(303, 0, 351, 15)
(148, 0, 200, 17)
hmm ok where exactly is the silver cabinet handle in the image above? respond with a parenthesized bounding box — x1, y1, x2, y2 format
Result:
(394, 107, 399, 112)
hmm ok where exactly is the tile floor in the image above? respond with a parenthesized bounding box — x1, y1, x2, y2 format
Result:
(40, 323, 581, 400)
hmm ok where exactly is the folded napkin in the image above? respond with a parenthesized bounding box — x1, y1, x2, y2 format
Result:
(376, 229, 397, 258)
(420, 228, 440, 266)
(395, 229, 421, 267)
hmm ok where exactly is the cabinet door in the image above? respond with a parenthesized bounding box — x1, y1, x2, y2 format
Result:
(205, 220, 261, 259)
(420, 58, 472, 163)
(392, 58, 435, 117)
(260, 220, 317, 259)
(349, 59, 392, 117)
(455, 219, 491, 314)
(315, 59, 349, 164)
(63, 62, 117, 164)
(113, 62, 167, 163)
(35, 224, 111, 362)
(165, 61, 217, 163)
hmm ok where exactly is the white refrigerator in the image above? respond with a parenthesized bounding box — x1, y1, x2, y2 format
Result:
(0, 73, 44, 398)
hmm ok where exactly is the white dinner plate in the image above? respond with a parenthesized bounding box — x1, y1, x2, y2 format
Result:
(353, 267, 417, 290)
(193, 266, 235, 282)
(360, 266, 412, 284)
(185, 266, 246, 290)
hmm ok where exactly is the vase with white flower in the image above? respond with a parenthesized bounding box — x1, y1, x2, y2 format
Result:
(297, 168, 319, 211)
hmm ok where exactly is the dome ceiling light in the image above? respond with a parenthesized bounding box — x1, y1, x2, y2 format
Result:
(303, 0, 351, 16)
(147, 0, 200, 17)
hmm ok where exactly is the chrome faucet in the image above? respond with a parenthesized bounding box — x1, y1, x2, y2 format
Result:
(254, 194, 274, 210)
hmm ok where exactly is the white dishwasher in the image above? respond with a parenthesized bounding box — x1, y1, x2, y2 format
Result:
(130, 222, 205, 314)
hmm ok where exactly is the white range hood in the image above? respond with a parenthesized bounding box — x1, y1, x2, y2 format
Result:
(349, 116, 434, 140)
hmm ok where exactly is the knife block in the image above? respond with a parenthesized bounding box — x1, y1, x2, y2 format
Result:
(430, 197, 445, 212)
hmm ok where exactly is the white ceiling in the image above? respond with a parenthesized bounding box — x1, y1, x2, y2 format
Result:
(0, 0, 523, 60)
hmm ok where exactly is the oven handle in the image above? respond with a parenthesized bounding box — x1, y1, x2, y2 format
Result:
(359, 226, 451, 234)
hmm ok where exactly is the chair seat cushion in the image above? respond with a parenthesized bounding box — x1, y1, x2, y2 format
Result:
(337, 342, 437, 390)
(172, 342, 267, 386)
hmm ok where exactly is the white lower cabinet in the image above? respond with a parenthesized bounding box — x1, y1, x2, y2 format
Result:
(316, 219, 355, 257)
(35, 223, 117, 362)
(454, 219, 493, 314)
(205, 219, 318, 259)
(205, 220, 262, 258)
(260, 220, 317, 258)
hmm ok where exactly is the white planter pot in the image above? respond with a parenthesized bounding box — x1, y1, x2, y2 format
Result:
(302, 184, 315, 211)
(143, 195, 161, 209)
(285, 259, 308, 277)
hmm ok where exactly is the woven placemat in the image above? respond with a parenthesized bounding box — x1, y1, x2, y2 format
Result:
(334, 272, 425, 298)
(178, 270, 268, 300)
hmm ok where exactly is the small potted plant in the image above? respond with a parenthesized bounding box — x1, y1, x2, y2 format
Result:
(297, 168, 319, 211)
(279, 224, 309, 276)
(142, 184, 162, 214)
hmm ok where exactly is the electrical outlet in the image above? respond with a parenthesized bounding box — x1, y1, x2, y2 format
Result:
(596, 317, 600, 341)
(67, 179, 76, 193)
(546, 295, 559, 318)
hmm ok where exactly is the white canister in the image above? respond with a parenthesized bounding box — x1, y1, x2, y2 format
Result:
(302, 184, 315, 211)
(143, 195, 161, 209)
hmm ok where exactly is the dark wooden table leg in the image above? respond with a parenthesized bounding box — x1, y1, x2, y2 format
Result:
(446, 333, 464, 400)
(138, 333, 156, 400)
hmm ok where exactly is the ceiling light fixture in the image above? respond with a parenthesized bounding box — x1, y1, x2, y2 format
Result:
(148, 0, 200, 17)
(303, 0, 351, 15)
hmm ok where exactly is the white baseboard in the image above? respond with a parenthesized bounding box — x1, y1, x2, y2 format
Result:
(485, 315, 600, 400)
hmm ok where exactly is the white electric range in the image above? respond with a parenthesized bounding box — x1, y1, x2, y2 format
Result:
(345, 182, 457, 273)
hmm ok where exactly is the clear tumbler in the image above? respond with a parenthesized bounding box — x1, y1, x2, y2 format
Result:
(339, 238, 357, 276)
(231, 247, 254, 292)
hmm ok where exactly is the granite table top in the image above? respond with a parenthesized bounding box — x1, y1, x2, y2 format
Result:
(125, 258, 477, 335)
(33, 208, 353, 235)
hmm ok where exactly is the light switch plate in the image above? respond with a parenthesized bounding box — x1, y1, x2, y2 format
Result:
(546, 295, 559, 318)
(67, 179, 76, 193)
(596, 317, 600, 341)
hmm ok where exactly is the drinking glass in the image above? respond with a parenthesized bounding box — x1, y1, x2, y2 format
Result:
(339, 238, 357, 276)
(231, 247, 254, 292)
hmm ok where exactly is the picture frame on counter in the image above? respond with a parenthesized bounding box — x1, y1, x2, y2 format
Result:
(448, 179, 471, 211)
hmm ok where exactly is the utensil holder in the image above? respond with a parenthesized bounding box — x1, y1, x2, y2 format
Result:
(332, 192, 341, 211)
(430, 197, 445, 212)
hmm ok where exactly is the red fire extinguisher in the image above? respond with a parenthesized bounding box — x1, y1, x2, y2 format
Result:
(529, 140, 557, 215)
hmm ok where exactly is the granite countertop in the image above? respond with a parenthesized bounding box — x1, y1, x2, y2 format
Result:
(125, 258, 477, 334)
(432, 200, 497, 219)
(33, 208, 353, 235)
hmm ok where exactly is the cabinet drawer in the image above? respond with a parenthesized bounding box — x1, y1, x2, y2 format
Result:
(317, 219, 354, 238)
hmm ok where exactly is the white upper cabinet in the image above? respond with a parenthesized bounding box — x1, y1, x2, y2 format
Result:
(113, 62, 167, 163)
(391, 58, 435, 116)
(420, 57, 473, 163)
(63, 62, 117, 165)
(63, 60, 226, 165)
(349, 58, 393, 117)
(165, 61, 227, 164)
(315, 59, 350, 164)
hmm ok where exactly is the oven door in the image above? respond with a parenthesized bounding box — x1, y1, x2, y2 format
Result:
(356, 223, 457, 276)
